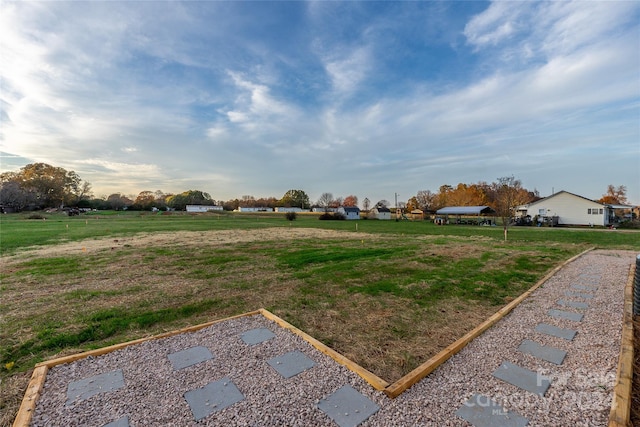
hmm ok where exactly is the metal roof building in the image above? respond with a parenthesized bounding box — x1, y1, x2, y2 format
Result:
(435, 206, 496, 215)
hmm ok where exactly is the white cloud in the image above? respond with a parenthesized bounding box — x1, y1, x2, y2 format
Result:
(464, 2, 526, 48)
(322, 46, 371, 96)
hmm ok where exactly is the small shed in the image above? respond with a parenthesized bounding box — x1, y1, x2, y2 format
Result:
(338, 206, 361, 220)
(410, 209, 424, 220)
(435, 206, 496, 225)
(370, 206, 391, 220)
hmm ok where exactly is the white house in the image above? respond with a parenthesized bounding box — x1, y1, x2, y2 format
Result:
(369, 206, 391, 220)
(520, 191, 614, 226)
(274, 207, 310, 213)
(186, 205, 223, 213)
(236, 207, 274, 212)
(338, 206, 360, 220)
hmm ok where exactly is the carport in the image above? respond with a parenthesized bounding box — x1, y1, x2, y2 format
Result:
(435, 206, 496, 225)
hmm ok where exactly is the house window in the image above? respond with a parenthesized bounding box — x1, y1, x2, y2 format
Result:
(587, 209, 592, 214)
(599, 209, 603, 214)
(539, 209, 546, 215)
(592, 209, 599, 215)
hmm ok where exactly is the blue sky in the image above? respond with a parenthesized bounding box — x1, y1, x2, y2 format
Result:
(1, 1, 639, 205)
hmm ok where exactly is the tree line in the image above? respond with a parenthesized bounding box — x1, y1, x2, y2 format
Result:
(0, 163, 630, 214)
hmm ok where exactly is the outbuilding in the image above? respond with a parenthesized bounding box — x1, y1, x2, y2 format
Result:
(338, 206, 361, 220)
(369, 206, 391, 220)
(435, 206, 496, 225)
(186, 205, 223, 213)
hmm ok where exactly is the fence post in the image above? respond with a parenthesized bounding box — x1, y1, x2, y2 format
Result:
(634, 254, 640, 316)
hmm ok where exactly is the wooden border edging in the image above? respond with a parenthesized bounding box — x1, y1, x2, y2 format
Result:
(13, 310, 262, 427)
(13, 308, 389, 427)
(383, 248, 593, 398)
(11, 366, 48, 427)
(608, 262, 636, 427)
(259, 309, 390, 390)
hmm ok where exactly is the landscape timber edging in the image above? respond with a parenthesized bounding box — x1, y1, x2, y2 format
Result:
(12, 308, 389, 427)
(607, 262, 636, 427)
(382, 248, 594, 398)
(258, 308, 390, 391)
(12, 310, 263, 427)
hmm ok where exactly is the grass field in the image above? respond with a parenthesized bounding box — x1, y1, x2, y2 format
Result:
(1, 211, 638, 425)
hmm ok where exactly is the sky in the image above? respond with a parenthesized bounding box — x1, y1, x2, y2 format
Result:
(1, 0, 639, 206)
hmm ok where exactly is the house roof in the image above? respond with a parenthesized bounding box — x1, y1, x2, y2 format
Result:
(343, 206, 360, 212)
(526, 190, 603, 207)
(436, 206, 496, 215)
(375, 206, 391, 212)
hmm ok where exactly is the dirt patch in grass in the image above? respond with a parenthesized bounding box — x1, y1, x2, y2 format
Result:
(1, 228, 371, 263)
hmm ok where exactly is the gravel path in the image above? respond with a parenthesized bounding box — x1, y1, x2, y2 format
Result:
(29, 250, 634, 426)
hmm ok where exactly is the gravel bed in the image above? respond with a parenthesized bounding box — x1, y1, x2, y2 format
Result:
(30, 250, 634, 426)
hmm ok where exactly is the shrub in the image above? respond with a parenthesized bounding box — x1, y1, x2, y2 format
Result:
(319, 212, 346, 220)
(285, 212, 297, 221)
(26, 213, 46, 220)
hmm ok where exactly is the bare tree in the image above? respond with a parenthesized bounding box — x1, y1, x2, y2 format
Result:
(317, 192, 334, 212)
(415, 190, 436, 212)
(492, 176, 529, 241)
(362, 197, 370, 212)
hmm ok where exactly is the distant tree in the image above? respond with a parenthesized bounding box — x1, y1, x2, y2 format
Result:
(362, 197, 371, 212)
(491, 176, 530, 241)
(223, 198, 240, 211)
(598, 185, 627, 205)
(280, 189, 310, 209)
(166, 190, 214, 210)
(436, 184, 453, 208)
(106, 193, 132, 211)
(343, 195, 358, 207)
(442, 183, 487, 207)
(133, 191, 156, 210)
(331, 196, 344, 208)
(317, 192, 334, 212)
(0, 180, 35, 211)
(241, 195, 256, 207)
(0, 163, 91, 209)
(406, 196, 419, 211)
(415, 190, 437, 212)
(375, 200, 390, 208)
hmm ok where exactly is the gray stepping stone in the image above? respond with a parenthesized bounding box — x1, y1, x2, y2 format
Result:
(268, 350, 316, 378)
(317, 385, 380, 427)
(66, 369, 125, 406)
(492, 361, 551, 396)
(184, 377, 244, 421)
(535, 323, 577, 341)
(572, 284, 597, 291)
(556, 299, 588, 309)
(103, 416, 129, 427)
(456, 393, 529, 427)
(518, 339, 567, 365)
(168, 346, 213, 370)
(564, 291, 593, 299)
(240, 328, 276, 345)
(548, 309, 583, 322)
